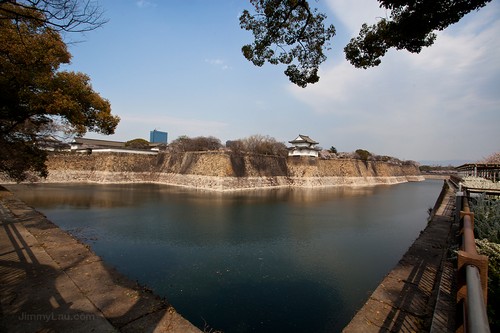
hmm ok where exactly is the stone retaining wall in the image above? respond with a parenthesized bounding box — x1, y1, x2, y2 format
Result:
(6, 152, 424, 191)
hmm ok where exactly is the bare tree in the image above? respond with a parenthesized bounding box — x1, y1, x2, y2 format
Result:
(233, 135, 288, 157)
(481, 152, 500, 164)
(168, 136, 222, 153)
(0, 0, 107, 32)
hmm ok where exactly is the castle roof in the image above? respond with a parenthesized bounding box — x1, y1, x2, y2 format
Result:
(288, 134, 319, 145)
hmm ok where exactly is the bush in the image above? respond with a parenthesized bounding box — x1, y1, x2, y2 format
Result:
(471, 195, 500, 330)
(355, 149, 372, 161)
(402, 160, 418, 166)
(470, 195, 500, 243)
(476, 239, 500, 331)
(226, 140, 245, 154)
(229, 135, 288, 157)
(125, 138, 150, 149)
(169, 136, 222, 153)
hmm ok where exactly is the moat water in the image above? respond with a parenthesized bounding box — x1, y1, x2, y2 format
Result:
(8, 180, 444, 332)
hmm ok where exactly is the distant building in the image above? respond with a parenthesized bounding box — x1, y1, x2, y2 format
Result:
(70, 137, 157, 155)
(456, 163, 500, 183)
(288, 134, 320, 157)
(70, 137, 126, 151)
(37, 135, 70, 151)
(150, 130, 168, 144)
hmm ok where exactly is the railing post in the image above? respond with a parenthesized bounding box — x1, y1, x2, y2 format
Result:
(455, 189, 464, 223)
(456, 197, 491, 333)
(457, 250, 489, 305)
(457, 210, 489, 304)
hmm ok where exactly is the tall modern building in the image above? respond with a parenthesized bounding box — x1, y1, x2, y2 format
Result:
(150, 130, 168, 144)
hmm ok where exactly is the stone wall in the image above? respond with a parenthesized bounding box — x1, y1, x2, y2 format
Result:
(27, 151, 423, 191)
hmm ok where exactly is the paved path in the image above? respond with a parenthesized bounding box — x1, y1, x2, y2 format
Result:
(0, 186, 202, 333)
(343, 181, 458, 333)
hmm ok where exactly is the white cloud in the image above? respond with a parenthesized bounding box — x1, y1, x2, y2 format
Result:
(289, 1, 500, 161)
(136, 0, 156, 8)
(326, 0, 388, 35)
(205, 58, 231, 70)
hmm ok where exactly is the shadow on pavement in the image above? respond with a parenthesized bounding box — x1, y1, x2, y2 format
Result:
(0, 186, 200, 333)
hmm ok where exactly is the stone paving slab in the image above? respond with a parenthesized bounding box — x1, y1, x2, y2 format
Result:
(120, 307, 203, 333)
(0, 209, 115, 333)
(343, 181, 458, 333)
(63, 260, 166, 328)
(0, 186, 202, 333)
(430, 260, 457, 333)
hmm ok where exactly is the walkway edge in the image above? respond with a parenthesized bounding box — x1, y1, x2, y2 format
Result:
(0, 186, 202, 333)
(343, 180, 458, 332)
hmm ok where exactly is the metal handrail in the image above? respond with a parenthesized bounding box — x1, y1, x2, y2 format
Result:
(458, 195, 490, 333)
(461, 200, 477, 255)
(465, 265, 490, 332)
(450, 174, 462, 188)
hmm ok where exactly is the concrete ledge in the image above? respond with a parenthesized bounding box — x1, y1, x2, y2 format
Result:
(0, 187, 201, 333)
(343, 181, 458, 332)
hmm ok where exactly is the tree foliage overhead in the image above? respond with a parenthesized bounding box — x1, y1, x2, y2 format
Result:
(0, 0, 107, 32)
(0, 2, 119, 181)
(241, 0, 493, 84)
(240, 0, 336, 87)
(345, 0, 493, 68)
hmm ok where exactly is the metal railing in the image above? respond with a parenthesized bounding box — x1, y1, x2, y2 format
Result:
(450, 174, 462, 188)
(456, 194, 490, 333)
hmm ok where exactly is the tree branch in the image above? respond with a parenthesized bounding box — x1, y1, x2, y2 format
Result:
(0, 0, 107, 32)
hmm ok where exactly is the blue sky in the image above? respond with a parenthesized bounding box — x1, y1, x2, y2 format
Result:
(64, 0, 500, 163)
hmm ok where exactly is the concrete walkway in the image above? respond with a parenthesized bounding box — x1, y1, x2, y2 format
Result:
(343, 181, 458, 333)
(0, 186, 201, 333)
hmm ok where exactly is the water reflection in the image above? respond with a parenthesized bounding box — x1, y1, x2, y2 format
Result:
(7, 180, 444, 333)
(11, 183, 381, 209)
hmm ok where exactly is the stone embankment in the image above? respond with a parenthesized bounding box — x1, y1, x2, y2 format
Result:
(343, 180, 458, 332)
(19, 152, 424, 191)
(0, 186, 201, 333)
